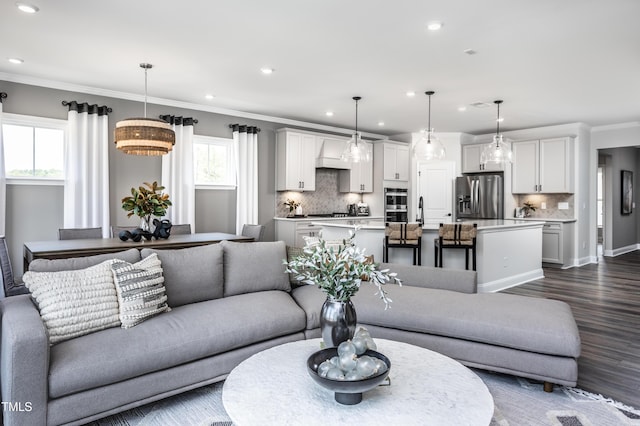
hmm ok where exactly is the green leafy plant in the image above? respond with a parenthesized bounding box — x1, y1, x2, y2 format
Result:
(522, 201, 537, 216)
(121, 181, 172, 226)
(284, 229, 401, 309)
(284, 198, 301, 213)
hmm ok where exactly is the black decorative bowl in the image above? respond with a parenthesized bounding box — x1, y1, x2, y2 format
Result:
(307, 347, 391, 405)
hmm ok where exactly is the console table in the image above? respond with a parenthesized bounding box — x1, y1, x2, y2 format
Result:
(223, 338, 494, 425)
(23, 232, 252, 271)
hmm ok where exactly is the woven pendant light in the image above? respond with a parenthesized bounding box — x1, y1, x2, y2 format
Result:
(114, 64, 175, 155)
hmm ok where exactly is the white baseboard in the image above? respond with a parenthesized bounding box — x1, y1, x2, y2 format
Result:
(479, 269, 545, 293)
(603, 244, 639, 257)
(567, 256, 597, 268)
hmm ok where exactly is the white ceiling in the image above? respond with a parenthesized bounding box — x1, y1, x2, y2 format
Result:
(1, 0, 639, 137)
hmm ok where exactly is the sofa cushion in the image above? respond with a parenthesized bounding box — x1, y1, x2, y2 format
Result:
(292, 284, 581, 358)
(111, 253, 170, 328)
(222, 241, 290, 296)
(141, 244, 224, 307)
(352, 285, 581, 358)
(23, 260, 120, 344)
(28, 249, 141, 272)
(48, 290, 306, 398)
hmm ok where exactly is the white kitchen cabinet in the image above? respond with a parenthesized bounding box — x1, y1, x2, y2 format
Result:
(381, 143, 409, 182)
(542, 223, 563, 264)
(512, 137, 574, 194)
(462, 144, 504, 173)
(275, 219, 321, 247)
(339, 142, 373, 192)
(276, 129, 317, 191)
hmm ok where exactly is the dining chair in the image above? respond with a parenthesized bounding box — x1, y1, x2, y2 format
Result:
(58, 227, 103, 240)
(170, 224, 192, 235)
(0, 236, 29, 298)
(434, 223, 478, 271)
(383, 222, 423, 265)
(241, 224, 265, 242)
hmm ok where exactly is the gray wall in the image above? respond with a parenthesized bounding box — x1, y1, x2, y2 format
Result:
(1, 80, 286, 276)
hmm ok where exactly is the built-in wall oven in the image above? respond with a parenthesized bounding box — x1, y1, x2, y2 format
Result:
(384, 188, 408, 222)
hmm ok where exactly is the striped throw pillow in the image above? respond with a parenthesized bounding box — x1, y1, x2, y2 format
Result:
(111, 253, 170, 328)
(23, 260, 121, 344)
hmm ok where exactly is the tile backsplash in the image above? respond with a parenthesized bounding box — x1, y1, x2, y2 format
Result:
(512, 193, 575, 219)
(276, 169, 362, 217)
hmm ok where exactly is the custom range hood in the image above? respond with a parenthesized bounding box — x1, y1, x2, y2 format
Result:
(316, 138, 351, 169)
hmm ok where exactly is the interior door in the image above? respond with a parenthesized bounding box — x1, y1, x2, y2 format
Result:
(417, 161, 455, 224)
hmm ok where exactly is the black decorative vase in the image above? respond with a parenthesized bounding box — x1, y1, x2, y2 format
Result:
(320, 298, 357, 348)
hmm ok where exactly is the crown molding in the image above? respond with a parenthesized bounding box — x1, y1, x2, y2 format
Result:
(0, 72, 388, 140)
(591, 121, 640, 132)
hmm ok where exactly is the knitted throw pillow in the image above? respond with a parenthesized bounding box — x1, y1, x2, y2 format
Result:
(23, 260, 121, 345)
(110, 253, 170, 328)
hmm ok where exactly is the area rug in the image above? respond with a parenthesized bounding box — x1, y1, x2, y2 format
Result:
(90, 369, 639, 426)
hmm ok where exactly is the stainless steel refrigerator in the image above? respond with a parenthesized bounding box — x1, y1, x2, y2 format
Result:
(456, 174, 504, 219)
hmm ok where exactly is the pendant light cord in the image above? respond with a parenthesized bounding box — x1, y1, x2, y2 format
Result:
(353, 96, 361, 147)
(144, 66, 148, 118)
(427, 93, 432, 143)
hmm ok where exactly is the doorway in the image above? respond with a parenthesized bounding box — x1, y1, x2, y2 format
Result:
(416, 161, 455, 224)
(597, 166, 604, 257)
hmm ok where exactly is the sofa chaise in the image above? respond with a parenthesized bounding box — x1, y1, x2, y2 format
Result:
(0, 241, 581, 425)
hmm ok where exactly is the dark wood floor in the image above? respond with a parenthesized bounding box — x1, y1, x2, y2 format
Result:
(504, 250, 640, 408)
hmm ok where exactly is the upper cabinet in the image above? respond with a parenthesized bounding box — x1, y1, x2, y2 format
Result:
(339, 141, 373, 193)
(381, 143, 410, 181)
(462, 144, 504, 173)
(512, 137, 574, 194)
(276, 129, 317, 191)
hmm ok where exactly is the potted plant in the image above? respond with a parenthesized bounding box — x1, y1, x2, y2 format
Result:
(522, 201, 537, 217)
(121, 181, 172, 232)
(284, 198, 301, 216)
(285, 229, 400, 347)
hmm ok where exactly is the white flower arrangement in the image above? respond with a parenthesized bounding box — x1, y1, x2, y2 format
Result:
(284, 229, 401, 309)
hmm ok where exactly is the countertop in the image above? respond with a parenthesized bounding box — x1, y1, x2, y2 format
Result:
(507, 217, 576, 223)
(309, 218, 545, 231)
(273, 215, 383, 221)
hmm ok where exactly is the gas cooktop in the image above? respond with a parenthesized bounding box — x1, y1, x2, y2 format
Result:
(306, 213, 350, 218)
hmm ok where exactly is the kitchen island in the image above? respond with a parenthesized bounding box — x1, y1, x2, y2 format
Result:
(311, 219, 545, 293)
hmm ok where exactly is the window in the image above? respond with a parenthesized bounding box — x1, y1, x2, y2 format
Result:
(2, 114, 66, 181)
(193, 135, 236, 188)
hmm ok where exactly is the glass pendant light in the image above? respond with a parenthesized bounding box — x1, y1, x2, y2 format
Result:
(341, 96, 371, 163)
(480, 100, 512, 165)
(413, 91, 446, 161)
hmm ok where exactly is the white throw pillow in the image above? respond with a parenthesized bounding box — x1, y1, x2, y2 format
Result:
(111, 253, 170, 328)
(23, 260, 121, 345)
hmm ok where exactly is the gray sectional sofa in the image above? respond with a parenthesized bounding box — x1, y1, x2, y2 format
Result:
(0, 241, 581, 426)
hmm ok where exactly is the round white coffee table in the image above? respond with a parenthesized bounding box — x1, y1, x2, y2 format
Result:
(223, 338, 493, 425)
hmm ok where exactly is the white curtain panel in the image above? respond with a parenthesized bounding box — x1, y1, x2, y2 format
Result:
(161, 118, 195, 231)
(63, 103, 110, 237)
(0, 99, 6, 236)
(233, 125, 258, 234)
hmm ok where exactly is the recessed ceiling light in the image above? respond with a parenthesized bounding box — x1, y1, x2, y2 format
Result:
(427, 21, 443, 31)
(260, 67, 274, 75)
(205, 94, 215, 100)
(325, 111, 334, 117)
(458, 106, 467, 112)
(496, 117, 505, 123)
(406, 91, 416, 98)
(8, 58, 24, 64)
(16, 2, 39, 13)
(378, 121, 385, 127)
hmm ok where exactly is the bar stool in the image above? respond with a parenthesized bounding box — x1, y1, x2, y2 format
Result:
(434, 223, 477, 271)
(383, 222, 423, 265)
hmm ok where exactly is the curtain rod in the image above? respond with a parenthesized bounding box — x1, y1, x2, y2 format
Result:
(62, 100, 113, 113)
(229, 124, 261, 132)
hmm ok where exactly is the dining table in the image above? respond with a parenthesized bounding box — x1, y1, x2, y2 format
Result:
(23, 232, 252, 271)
